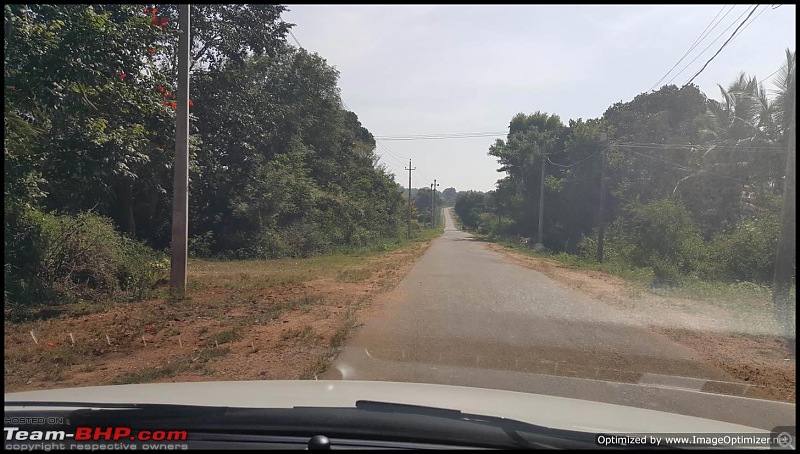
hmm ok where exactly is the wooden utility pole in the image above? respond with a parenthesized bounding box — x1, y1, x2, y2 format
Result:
(773, 90, 796, 356)
(170, 4, 190, 293)
(405, 160, 416, 239)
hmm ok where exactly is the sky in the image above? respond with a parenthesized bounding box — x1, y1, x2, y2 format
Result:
(283, 4, 796, 192)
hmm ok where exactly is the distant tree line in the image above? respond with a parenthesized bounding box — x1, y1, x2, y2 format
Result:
(458, 50, 795, 287)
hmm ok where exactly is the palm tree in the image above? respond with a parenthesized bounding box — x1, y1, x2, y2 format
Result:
(687, 51, 796, 201)
(771, 49, 796, 146)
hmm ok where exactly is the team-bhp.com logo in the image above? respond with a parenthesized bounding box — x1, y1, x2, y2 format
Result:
(5, 426, 187, 442)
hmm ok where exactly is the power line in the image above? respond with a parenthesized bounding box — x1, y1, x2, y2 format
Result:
(416, 168, 434, 185)
(664, 5, 751, 86)
(621, 148, 752, 184)
(546, 151, 600, 168)
(376, 140, 410, 163)
(623, 148, 698, 172)
(273, 28, 416, 181)
(373, 143, 409, 168)
(288, 30, 303, 49)
(615, 142, 784, 152)
(685, 5, 761, 86)
(375, 131, 506, 138)
(376, 157, 404, 169)
(375, 132, 507, 141)
(648, 4, 731, 92)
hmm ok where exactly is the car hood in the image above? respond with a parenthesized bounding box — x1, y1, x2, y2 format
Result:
(5, 380, 765, 434)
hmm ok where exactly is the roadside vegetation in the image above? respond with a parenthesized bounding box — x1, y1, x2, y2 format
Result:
(454, 52, 795, 304)
(3, 4, 448, 389)
(4, 225, 442, 391)
(4, 5, 439, 316)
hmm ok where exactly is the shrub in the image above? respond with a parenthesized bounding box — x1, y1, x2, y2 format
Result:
(4, 208, 167, 308)
(5, 206, 49, 304)
(649, 253, 685, 287)
(594, 199, 707, 286)
(703, 214, 780, 284)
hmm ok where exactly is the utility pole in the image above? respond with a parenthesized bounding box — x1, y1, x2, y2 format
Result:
(597, 133, 609, 263)
(170, 4, 190, 293)
(773, 90, 796, 356)
(430, 183, 434, 228)
(432, 179, 440, 228)
(535, 156, 545, 249)
(405, 160, 416, 239)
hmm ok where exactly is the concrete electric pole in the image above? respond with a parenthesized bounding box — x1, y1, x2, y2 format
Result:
(170, 4, 191, 293)
(535, 156, 545, 250)
(430, 183, 434, 228)
(432, 179, 440, 228)
(405, 160, 416, 239)
(597, 132, 609, 263)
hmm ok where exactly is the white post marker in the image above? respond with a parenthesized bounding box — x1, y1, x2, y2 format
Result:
(69, 333, 75, 346)
(30, 331, 38, 345)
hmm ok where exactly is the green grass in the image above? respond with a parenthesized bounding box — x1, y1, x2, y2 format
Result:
(178, 226, 444, 299)
(337, 267, 372, 283)
(483, 233, 653, 283)
(111, 346, 231, 385)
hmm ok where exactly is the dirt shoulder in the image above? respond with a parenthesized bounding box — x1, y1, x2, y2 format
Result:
(4, 234, 440, 392)
(482, 242, 796, 404)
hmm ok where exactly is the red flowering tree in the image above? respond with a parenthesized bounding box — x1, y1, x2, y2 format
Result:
(4, 4, 179, 239)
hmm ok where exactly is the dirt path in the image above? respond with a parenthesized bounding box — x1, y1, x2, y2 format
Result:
(4, 237, 438, 392)
(482, 242, 795, 403)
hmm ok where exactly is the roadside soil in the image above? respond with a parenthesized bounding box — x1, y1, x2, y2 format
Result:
(483, 242, 796, 404)
(4, 237, 438, 392)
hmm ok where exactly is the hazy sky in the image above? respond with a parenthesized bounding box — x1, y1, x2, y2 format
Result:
(283, 4, 796, 192)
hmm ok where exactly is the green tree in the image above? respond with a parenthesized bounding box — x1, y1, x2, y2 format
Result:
(4, 4, 177, 241)
(454, 191, 487, 229)
(441, 187, 457, 206)
(488, 112, 566, 238)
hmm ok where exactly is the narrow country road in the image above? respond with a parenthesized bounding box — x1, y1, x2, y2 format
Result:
(326, 208, 795, 430)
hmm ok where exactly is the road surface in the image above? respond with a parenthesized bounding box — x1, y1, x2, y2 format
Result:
(326, 208, 795, 430)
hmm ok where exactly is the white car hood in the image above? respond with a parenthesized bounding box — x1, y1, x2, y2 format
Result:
(5, 380, 765, 434)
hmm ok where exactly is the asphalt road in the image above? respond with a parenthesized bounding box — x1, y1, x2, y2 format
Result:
(326, 208, 795, 430)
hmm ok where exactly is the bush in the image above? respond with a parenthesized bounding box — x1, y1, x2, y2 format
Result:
(476, 213, 496, 234)
(4, 208, 167, 308)
(649, 253, 685, 287)
(596, 199, 707, 286)
(703, 214, 780, 284)
(5, 206, 49, 304)
(188, 231, 216, 258)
